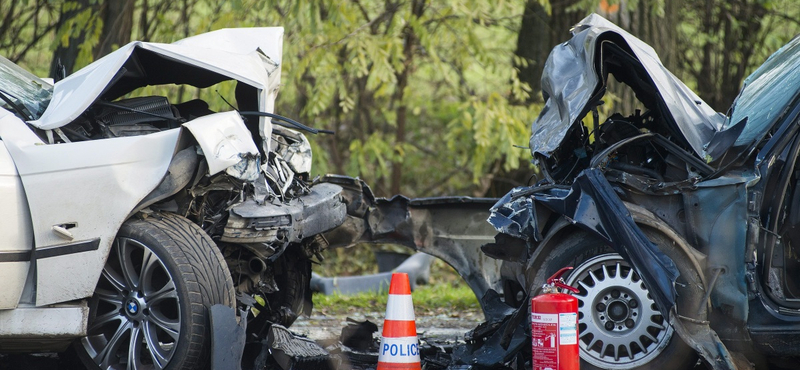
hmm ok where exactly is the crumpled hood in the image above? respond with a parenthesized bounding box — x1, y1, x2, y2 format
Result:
(531, 14, 728, 161)
(29, 28, 284, 132)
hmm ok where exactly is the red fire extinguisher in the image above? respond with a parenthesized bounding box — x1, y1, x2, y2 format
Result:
(531, 267, 580, 370)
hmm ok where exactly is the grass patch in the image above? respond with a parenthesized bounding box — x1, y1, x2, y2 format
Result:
(312, 281, 482, 318)
(312, 244, 482, 319)
(315, 244, 468, 285)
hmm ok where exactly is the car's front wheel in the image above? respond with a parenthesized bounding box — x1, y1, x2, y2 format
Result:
(566, 252, 682, 369)
(534, 225, 700, 370)
(77, 214, 235, 370)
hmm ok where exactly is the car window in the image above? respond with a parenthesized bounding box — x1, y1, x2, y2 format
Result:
(0, 55, 52, 120)
(729, 35, 800, 147)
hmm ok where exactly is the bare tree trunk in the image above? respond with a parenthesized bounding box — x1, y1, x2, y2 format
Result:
(390, 0, 425, 195)
(683, 0, 768, 111)
(50, 0, 94, 77)
(513, 0, 583, 104)
(601, 0, 678, 115)
(513, 0, 550, 103)
(94, 0, 135, 58)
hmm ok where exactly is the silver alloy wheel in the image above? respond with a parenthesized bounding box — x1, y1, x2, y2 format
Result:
(81, 237, 181, 370)
(565, 253, 673, 369)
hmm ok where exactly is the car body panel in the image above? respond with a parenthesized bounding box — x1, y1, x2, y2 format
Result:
(489, 168, 680, 314)
(686, 176, 751, 322)
(532, 14, 728, 161)
(0, 139, 33, 309)
(29, 27, 283, 154)
(182, 111, 260, 180)
(0, 303, 88, 352)
(0, 110, 180, 305)
(0, 111, 271, 306)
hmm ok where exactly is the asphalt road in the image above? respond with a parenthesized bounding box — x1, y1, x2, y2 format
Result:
(292, 309, 484, 343)
(3, 311, 710, 370)
(0, 310, 482, 370)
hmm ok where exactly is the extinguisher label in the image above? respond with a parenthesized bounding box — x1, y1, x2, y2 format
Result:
(559, 312, 578, 345)
(531, 313, 558, 369)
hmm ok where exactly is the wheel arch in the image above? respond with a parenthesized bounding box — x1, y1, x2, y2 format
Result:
(520, 201, 718, 370)
(525, 202, 708, 296)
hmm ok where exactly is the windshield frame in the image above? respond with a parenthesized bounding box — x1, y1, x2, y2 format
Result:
(727, 34, 800, 149)
(0, 55, 52, 120)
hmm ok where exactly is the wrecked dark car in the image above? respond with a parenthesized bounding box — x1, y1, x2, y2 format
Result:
(475, 13, 800, 370)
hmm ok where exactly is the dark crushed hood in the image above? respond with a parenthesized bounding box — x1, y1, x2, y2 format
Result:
(531, 14, 733, 162)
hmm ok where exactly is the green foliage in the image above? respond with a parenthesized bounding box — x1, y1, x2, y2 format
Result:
(239, 0, 536, 196)
(446, 94, 537, 182)
(6, 0, 800, 198)
(0, 0, 541, 197)
(674, 0, 800, 109)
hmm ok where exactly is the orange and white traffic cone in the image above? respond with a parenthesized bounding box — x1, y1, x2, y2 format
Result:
(377, 272, 421, 370)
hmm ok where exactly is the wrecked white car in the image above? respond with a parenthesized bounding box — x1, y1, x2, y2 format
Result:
(0, 28, 356, 369)
(0, 26, 507, 370)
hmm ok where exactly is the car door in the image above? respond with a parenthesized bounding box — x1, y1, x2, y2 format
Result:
(0, 138, 34, 309)
(0, 109, 180, 306)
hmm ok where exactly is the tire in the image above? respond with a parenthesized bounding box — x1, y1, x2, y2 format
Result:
(534, 226, 700, 370)
(76, 213, 235, 370)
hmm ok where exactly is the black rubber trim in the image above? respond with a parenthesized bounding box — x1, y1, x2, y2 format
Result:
(0, 251, 32, 262)
(34, 239, 101, 259)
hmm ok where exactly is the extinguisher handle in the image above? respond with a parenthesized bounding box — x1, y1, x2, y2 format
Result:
(546, 267, 580, 294)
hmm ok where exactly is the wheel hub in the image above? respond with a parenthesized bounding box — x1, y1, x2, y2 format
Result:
(123, 292, 148, 320)
(126, 300, 139, 315)
(606, 300, 628, 322)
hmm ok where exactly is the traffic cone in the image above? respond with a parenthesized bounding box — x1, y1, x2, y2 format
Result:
(377, 273, 421, 370)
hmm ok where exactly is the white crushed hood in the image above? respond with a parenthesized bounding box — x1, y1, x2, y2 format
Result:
(29, 28, 284, 131)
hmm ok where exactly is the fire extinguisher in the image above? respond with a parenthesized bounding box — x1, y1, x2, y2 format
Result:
(531, 267, 580, 370)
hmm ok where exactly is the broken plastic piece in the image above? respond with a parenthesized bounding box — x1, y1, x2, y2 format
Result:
(267, 324, 330, 370)
(341, 318, 379, 351)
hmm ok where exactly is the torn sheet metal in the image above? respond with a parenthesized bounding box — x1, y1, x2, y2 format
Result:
(29, 28, 283, 131)
(267, 324, 330, 370)
(367, 196, 504, 309)
(182, 111, 260, 180)
(317, 175, 503, 312)
(223, 182, 346, 248)
(670, 308, 741, 370)
(29, 28, 282, 155)
(210, 304, 246, 370)
(489, 168, 679, 315)
(273, 127, 313, 174)
(532, 14, 729, 160)
(340, 318, 379, 352)
(487, 188, 547, 242)
(453, 291, 528, 369)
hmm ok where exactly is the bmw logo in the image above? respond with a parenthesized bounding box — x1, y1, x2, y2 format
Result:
(127, 300, 139, 315)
